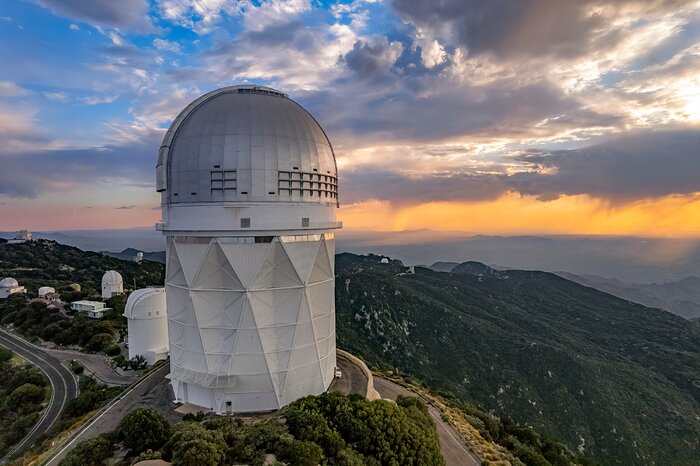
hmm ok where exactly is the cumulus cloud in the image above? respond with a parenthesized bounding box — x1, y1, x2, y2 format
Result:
(390, 0, 694, 60)
(344, 36, 404, 79)
(153, 38, 182, 53)
(34, 0, 155, 32)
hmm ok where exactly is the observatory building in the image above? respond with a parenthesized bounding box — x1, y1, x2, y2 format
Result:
(124, 288, 169, 365)
(0, 278, 26, 299)
(101, 270, 124, 299)
(157, 85, 341, 413)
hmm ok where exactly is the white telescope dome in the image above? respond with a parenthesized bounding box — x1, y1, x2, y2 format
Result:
(124, 288, 168, 365)
(124, 288, 166, 320)
(157, 85, 339, 234)
(1, 278, 19, 288)
(101, 270, 124, 299)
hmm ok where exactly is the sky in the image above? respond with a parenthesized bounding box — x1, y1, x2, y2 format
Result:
(0, 0, 699, 236)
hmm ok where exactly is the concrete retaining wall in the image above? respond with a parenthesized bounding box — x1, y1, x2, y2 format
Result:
(337, 349, 381, 400)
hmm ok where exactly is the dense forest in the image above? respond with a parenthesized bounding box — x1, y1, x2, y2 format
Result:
(59, 392, 444, 466)
(334, 254, 700, 465)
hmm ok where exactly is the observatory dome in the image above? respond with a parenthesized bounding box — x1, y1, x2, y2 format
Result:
(101, 270, 124, 299)
(0, 278, 19, 288)
(124, 288, 166, 319)
(38, 286, 56, 297)
(157, 85, 340, 234)
(124, 288, 168, 365)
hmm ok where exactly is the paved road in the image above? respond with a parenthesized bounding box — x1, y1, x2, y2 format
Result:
(45, 363, 171, 466)
(328, 355, 367, 396)
(374, 377, 480, 466)
(43, 348, 136, 386)
(0, 329, 78, 462)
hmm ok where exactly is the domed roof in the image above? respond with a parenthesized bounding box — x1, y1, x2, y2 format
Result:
(157, 85, 338, 206)
(38, 286, 56, 296)
(0, 277, 18, 288)
(102, 270, 123, 285)
(124, 288, 166, 320)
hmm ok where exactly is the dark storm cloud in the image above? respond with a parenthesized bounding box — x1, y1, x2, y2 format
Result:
(389, 0, 686, 59)
(34, 0, 155, 32)
(341, 129, 700, 204)
(342, 169, 510, 205)
(0, 139, 158, 198)
(510, 129, 700, 201)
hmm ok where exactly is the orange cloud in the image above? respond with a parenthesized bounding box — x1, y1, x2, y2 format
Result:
(339, 193, 700, 238)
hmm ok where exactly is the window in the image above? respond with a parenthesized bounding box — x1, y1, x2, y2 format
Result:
(241, 218, 251, 228)
(302, 218, 310, 227)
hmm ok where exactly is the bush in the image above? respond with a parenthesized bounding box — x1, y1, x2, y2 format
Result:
(119, 406, 171, 453)
(58, 434, 114, 466)
(0, 347, 12, 363)
(85, 333, 114, 352)
(8, 383, 45, 412)
(104, 345, 121, 356)
(69, 360, 84, 375)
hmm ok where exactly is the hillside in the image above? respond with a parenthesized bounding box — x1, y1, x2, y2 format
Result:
(335, 254, 700, 465)
(101, 248, 166, 264)
(0, 239, 164, 292)
(558, 272, 700, 320)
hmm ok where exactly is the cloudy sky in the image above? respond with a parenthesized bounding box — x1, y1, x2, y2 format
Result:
(1, 0, 699, 236)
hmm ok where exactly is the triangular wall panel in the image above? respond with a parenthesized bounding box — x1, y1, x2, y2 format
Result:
(282, 240, 320, 283)
(173, 240, 211, 286)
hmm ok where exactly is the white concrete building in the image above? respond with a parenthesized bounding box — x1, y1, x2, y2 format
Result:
(157, 85, 341, 414)
(70, 300, 111, 318)
(101, 270, 124, 299)
(124, 288, 169, 365)
(133, 252, 144, 263)
(0, 278, 26, 299)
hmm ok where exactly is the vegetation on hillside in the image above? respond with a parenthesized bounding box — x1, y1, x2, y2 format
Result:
(335, 253, 700, 465)
(0, 239, 164, 293)
(59, 392, 444, 466)
(0, 347, 50, 457)
(0, 295, 123, 354)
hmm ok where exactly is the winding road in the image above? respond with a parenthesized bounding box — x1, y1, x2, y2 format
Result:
(373, 377, 481, 466)
(0, 329, 78, 462)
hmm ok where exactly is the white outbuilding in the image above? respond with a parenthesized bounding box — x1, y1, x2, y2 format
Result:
(101, 270, 124, 299)
(123, 288, 168, 365)
(0, 278, 26, 299)
(38, 286, 56, 297)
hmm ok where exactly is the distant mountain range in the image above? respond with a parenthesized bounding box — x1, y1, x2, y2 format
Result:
(101, 248, 166, 264)
(557, 272, 700, 320)
(4, 229, 700, 283)
(337, 254, 700, 465)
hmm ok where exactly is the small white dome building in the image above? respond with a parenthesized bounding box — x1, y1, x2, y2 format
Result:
(0, 277, 26, 299)
(38, 286, 56, 297)
(124, 288, 168, 365)
(101, 270, 124, 299)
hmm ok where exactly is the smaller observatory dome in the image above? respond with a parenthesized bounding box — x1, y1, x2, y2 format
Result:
(38, 286, 56, 297)
(124, 288, 168, 365)
(0, 278, 19, 288)
(101, 270, 124, 299)
(124, 288, 166, 319)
